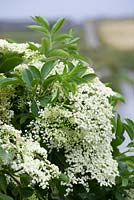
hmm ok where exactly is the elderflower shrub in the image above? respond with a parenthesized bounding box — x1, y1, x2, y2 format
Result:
(0, 37, 119, 194)
(0, 120, 60, 190)
(0, 16, 134, 200)
(28, 65, 119, 191)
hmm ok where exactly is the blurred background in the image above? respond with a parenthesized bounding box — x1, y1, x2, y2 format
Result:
(0, 0, 134, 120)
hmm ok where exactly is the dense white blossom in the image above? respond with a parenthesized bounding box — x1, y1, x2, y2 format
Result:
(0, 121, 60, 189)
(28, 62, 119, 189)
(0, 39, 119, 193)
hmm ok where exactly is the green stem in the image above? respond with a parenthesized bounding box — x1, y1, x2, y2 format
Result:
(49, 33, 52, 50)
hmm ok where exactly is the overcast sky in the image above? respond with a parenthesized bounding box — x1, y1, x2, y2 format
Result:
(0, 0, 134, 21)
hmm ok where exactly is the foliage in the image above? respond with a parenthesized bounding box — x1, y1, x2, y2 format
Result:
(28, 16, 88, 62)
(0, 16, 134, 200)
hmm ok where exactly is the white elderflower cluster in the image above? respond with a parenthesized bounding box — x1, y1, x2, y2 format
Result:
(28, 62, 119, 190)
(0, 121, 60, 190)
(0, 39, 28, 53)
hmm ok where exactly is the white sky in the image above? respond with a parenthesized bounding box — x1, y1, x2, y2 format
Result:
(0, 0, 134, 21)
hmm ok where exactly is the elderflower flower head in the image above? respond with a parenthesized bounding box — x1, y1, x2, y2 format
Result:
(0, 121, 60, 190)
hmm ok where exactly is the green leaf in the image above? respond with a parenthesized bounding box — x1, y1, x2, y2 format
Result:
(40, 37, 50, 54)
(67, 37, 80, 45)
(0, 174, 7, 193)
(116, 115, 124, 139)
(0, 148, 14, 164)
(70, 81, 77, 94)
(82, 73, 96, 82)
(51, 18, 64, 34)
(112, 115, 125, 156)
(124, 124, 133, 141)
(48, 49, 70, 59)
(28, 42, 39, 51)
(53, 34, 70, 42)
(29, 65, 41, 79)
(127, 142, 134, 148)
(63, 65, 68, 74)
(20, 187, 34, 198)
(59, 173, 69, 183)
(118, 155, 134, 169)
(32, 16, 49, 29)
(105, 82, 112, 87)
(0, 77, 19, 87)
(71, 76, 87, 84)
(28, 25, 48, 34)
(126, 161, 134, 169)
(73, 54, 89, 62)
(41, 60, 55, 79)
(22, 68, 33, 87)
(124, 119, 134, 140)
(69, 63, 87, 77)
(116, 92, 125, 102)
(51, 88, 60, 103)
(31, 78, 40, 87)
(0, 56, 23, 73)
(68, 62, 75, 72)
(43, 75, 57, 88)
(0, 193, 14, 200)
(112, 136, 123, 152)
(109, 93, 125, 107)
(20, 174, 31, 186)
(62, 80, 74, 96)
(40, 96, 51, 107)
(31, 100, 39, 116)
(29, 68, 40, 87)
